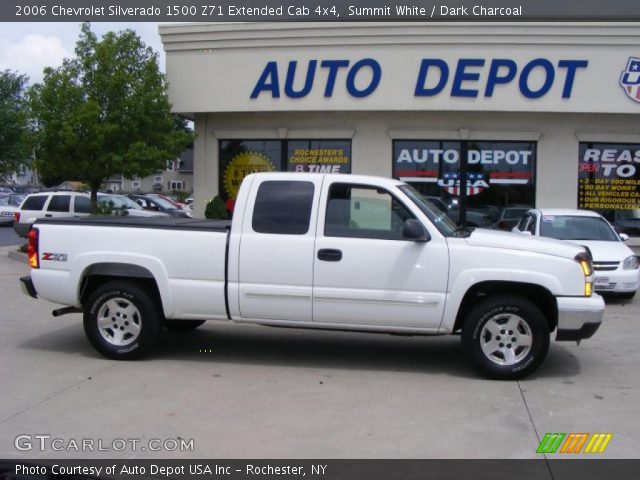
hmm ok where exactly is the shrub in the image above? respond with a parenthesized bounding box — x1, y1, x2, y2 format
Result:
(205, 196, 228, 220)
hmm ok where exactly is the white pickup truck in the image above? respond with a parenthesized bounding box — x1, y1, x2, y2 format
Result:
(20, 173, 605, 379)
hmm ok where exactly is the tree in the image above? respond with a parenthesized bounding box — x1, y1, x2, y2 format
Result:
(30, 23, 193, 210)
(0, 70, 30, 180)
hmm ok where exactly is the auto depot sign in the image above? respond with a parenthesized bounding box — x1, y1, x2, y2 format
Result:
(162, 24, 640, 114)
(251, 57, 589, 100)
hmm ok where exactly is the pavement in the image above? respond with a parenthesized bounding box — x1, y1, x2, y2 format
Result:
(0, 244, 639, 460)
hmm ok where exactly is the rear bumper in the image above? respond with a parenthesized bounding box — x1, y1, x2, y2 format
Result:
(555, 294, 604, 341)
(13, 222, 31, 238)
(20, 276, 38, 299)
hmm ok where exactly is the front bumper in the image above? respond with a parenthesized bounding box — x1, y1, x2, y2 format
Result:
(555, 294, 604, 341)
(593, 268, 640, 294)
(20, 276, 38, 299)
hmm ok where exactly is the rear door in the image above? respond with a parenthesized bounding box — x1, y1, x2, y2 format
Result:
(44, 194, 72, 219)
(312, 181, 449, 329)
(237, 175, 322, 322)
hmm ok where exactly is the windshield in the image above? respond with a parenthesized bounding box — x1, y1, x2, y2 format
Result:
(149, 196, 177, 209)
(539, 215, 619, 241)
(99, 195, 142, 210)
(398, 184, 459, 236)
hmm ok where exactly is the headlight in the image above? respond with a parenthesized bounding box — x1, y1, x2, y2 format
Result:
(623, 255, 639, 270)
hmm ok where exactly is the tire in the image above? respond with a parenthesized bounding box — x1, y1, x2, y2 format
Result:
(618, 291, 636, 300)
(83, 280, 163, 360)
(461, 295, 550, 380)
(164, 319, 206, 331)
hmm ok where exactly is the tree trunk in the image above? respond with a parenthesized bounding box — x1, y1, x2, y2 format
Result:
(90, 181, 101, 214)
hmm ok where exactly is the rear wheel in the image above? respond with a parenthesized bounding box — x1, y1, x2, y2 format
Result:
(83, 280, 163, 360)
(164, 319, 206, 331)
(461, 295, 550, 380)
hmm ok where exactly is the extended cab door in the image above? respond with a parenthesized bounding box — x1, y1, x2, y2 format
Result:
(236, 175, 323, 322)
(312, 180, 449, 330)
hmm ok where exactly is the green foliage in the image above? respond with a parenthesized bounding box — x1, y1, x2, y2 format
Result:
(0, 70, 31, 178)
(29, 22, 194, 212)
(94, 200, 128, 217)
(205, 196, 229, 220)
(172, 190, 189, 202)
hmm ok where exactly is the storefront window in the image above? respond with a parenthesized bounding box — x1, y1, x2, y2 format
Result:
(393, 140, 536, 228)
(578, 142, 640, 237)
(220, 139, 351, 212)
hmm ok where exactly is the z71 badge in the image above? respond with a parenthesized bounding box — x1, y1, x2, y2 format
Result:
(41, 253, 68, 262)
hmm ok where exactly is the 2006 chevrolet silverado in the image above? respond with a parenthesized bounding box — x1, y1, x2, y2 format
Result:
(20, 173, 604, 379)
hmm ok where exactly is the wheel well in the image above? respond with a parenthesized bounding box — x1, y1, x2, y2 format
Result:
(79, 263, 161, 307)
(453, 281, 558, 333)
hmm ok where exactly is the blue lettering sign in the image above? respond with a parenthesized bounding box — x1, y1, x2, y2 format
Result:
(251, 57, 588, 100)
(415, 59, 449, 96)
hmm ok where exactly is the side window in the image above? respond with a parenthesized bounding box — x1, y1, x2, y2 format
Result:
(252, 181, 315, 235)
(21, 195, 47, 211)
(325, 183, 415, 240)
(47, 195, 71, 212)
(74, 196, 91, 214)
(515, 215, 529, 231)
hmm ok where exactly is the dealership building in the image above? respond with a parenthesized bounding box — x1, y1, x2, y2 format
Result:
(160, 22, 640, 247)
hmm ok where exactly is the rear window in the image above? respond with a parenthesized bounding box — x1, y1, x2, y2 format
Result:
(21, 195, 47, 211)
(47, 195, 71, 212)
(252, 181, 314, 235)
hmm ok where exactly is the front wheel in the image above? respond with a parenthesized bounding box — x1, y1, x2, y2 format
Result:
(617, 291, 636, 300)
(83, 280, 163, 360)
(461, 295, 550, 380)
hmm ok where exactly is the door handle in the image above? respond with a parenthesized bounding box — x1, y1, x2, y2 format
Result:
(44, 214, 53, 218)
(317, 248, 342, 262)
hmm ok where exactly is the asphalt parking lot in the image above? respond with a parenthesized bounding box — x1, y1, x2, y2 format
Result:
(0, 244, 639, 460)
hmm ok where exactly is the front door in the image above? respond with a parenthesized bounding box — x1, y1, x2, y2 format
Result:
(313, 181, 449, 330)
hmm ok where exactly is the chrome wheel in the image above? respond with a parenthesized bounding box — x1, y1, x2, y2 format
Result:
(96, 297, 142, 347)
(480, 313, 533, 366)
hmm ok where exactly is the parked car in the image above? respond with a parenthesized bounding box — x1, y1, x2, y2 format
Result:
(495, 205, 531, 230)
(97, 194, 169, 218)
(21, 173, 604, 379)
(13, 191, 91, 237)
(512, 208, 639, 298)
(424, 196, 492, 228)
(128, 194, 191, 218)
(0, 195, 25, 225)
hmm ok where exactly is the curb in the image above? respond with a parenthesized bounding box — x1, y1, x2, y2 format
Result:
(8, 250, 27, 263)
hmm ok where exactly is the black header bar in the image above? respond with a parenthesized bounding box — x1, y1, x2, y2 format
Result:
(4, 0, 640, 22)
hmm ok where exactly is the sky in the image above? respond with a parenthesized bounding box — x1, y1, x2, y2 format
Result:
(0, 22, 166, 85)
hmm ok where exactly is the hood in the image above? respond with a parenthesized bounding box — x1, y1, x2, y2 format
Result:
(465, 228, 584, 259)
(565, 240, 634, 262)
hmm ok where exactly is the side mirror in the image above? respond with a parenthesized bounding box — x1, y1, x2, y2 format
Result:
(403, 219, 430, 242)
(520, 231, 532, 236)
(620, 233, 629, 241)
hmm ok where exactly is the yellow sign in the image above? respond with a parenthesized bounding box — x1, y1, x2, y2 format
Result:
(223, 151, 275, 199)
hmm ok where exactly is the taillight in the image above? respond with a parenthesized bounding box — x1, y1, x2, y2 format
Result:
(27, 228, 39, 269)
(14, 212, 20, 223)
